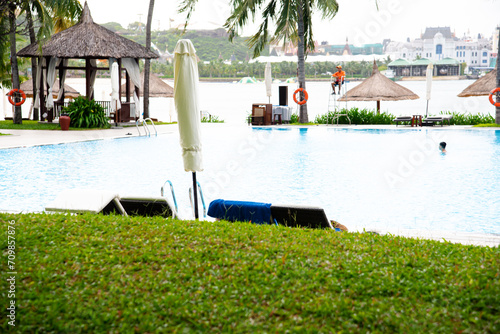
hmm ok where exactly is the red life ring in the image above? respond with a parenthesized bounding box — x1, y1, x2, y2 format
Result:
(7, 89, 27, 106)
(293, 88, 308, 105)
(489, 87, 500, 107)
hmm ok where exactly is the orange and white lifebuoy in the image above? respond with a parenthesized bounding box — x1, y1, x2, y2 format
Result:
(7, 89, 27, 106)
(293, 88, 308, 105)
(489, 87, 500, 107)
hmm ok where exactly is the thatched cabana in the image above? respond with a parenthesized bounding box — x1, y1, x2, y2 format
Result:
(339, 61, 419, 113)
(458, 69, 497, 97)
(17, 1, 158, 122)
(120, 73, 173, 98)
(20, 79, 80, 98)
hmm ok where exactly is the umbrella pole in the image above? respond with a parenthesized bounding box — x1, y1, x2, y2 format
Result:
(192, 172, 199, 219)
(426, 100, 429, 118)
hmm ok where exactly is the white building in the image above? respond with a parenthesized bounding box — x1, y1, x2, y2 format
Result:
(385, 27, 495, 72)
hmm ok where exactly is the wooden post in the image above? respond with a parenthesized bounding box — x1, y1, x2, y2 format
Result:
(125, 71, 130, 103)
(40, 58, 46, 121)
(377, 100, 381, 114)
(85, 58, 91, 100)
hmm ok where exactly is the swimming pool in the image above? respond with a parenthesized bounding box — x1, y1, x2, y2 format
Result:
(1, 126, 499, 235)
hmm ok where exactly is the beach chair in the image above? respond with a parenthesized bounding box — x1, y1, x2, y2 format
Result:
(119, 196, 176, 218)
(422, 115, 453, 126)
(45, 189, 127, 215)
(270, 204, 333, 229)
(207, 199, 334, 230)
(392, 116, 412, 126)
(45, 190, 177, 218)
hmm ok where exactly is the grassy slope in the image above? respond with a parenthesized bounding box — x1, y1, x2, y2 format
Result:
(1, 213, 499, 333)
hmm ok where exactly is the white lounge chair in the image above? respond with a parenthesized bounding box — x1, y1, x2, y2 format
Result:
(45, 189, 127, 215)
(45, 190, 177, 218)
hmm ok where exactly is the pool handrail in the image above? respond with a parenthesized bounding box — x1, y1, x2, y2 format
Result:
(135, 119, 149, 136)
(189, 181, 207, 218)
(143, 118, 158, 136)
(161, 180, 178, 214)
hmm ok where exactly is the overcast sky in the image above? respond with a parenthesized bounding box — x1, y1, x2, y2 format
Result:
(82, 0, 500, 46)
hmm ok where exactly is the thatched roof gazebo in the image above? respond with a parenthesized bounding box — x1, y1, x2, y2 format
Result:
(339, 61, 419, 113)
(120, 73, 173, 98)
(17, 1, 158, 122)
(20, 79, 80, 98)
(458, 69, 497, 97)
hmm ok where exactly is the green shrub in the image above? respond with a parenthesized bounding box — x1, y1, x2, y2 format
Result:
(439, 111, 495, 125)
(201, 115, 224, 123)
(315, 107, 395, 125)
(62, 97, 110, 128)
(290, 112, 299, 123)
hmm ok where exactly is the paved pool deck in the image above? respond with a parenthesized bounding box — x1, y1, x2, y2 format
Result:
(1, 123, 499, 247)
(0, 123, 485, 150)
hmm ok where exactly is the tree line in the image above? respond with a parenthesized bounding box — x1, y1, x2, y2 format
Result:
(149, 59, 390, 80)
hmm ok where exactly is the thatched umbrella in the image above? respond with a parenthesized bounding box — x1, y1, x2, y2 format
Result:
(19, 79, 80, 98)
(120, 72, 173, 97)
(457, 69, 496, 97)
(339, 60, 419, 113)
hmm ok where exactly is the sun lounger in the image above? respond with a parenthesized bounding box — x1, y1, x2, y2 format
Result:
(392, 116, 412, 126)
(207, 199, 334, 230)
(270, 204, 333, 229)
(119, 196, 176, 218)
(45, 190, 177, 218)
(45, 189, 127, 215)
(422, 115, 453, 126)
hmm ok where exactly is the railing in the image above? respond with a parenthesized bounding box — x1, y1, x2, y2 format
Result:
(189, 181, 207, 218)
(161, 180, 178, 216)
(136, 118, 157, 136)
(55, 100, 112, 118)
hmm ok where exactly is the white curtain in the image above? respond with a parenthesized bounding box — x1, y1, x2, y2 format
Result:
(45, 56, 57, 109)
(109, 58, 121, 113)
(56, 58, 69, 101)
(33, 57, 43, 109)
(122, 57, 141, 118)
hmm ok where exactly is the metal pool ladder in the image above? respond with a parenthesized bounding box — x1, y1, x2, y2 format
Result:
(136, 118, 158, 136)
(161, 180, 178, 214)
(189, 181, 207, 218)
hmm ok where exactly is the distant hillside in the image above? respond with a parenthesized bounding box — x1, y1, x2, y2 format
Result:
(103, 23, 267, 62)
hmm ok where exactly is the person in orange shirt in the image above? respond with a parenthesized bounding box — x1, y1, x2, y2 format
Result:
(331, 65, 345, 95)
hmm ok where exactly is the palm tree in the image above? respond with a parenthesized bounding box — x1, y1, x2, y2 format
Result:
(143, 0, 155, 120)
(3, 0, 81, 124)
(180, 0, 339, 123)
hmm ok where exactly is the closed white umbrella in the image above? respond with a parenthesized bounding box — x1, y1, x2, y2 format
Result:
(110, 61, 121, 115)
(265, 62, 272, 103)
(174, 39, 203, 219)
(425, 63, 433, 117)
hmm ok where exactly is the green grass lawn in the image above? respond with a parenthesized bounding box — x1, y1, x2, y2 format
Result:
(1, 213, 499, 333)
(474, 123, 500, 127)
(0, 120, 63, 130)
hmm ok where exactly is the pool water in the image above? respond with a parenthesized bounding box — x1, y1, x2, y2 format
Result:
(1, 126, 499, 235)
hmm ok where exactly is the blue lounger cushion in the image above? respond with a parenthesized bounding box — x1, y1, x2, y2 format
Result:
(208, 199, 272, 225)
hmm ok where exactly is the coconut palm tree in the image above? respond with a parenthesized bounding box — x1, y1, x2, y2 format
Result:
(143, 0, 155, 120)
(3, 0, 81, 124)
(180, 0, 339, 123)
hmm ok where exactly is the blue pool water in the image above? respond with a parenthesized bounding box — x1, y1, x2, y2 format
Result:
(1, 126, 499, 235)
